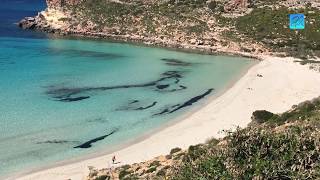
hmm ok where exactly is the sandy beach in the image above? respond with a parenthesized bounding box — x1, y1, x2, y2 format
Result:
(11, 56, 320, 180)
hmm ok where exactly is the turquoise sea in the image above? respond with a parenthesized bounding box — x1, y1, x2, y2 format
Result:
(0, 0, 254, 177)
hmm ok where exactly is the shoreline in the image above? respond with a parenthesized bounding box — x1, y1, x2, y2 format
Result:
(5, 53, 258, 180)
(19, 8, 268, 62)
(10, 55, 320, 180)
(47, 32, 264, 61)
(46, 31, 265, 60)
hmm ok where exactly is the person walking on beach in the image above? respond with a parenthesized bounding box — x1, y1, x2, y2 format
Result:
(112, 155, 116, 164)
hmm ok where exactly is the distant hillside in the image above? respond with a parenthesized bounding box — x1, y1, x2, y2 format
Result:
(87, 97, 320, 179)
(19, 0, 320, 60)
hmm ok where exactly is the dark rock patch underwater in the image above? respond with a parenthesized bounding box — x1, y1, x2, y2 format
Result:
(36, 140, 79, 144)
(153, 88, 214, 116)
(74, 129, 119, 149)
(117, 100, 158, 111)
(46, 70, 186, 102)
(42, 47, 126, 60)
(58, 96, 90, 102)
(161, 58, 192, 66)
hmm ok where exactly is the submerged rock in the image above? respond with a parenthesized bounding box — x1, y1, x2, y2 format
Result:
(153, 89, 214, 116)
(160, 58, 192, 66)
(46, 70, 186, 102)
(59, 96, 90, 102)
(74, 129, 118, 149)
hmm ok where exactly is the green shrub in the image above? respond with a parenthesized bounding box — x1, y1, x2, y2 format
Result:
(145, 166, 157, 173)
(173, 152, 185, 160)
(251, 110, 277, 124)
(170, 147, 182, 155)
(122, 164, 131, 170)
(207, 138, 220, 146)
(156, 169, 166, 176)
(186, 144, 207, 161)
(149, 160, 161, 168)
(119, 169, 132, 179)
(93, 175, 110, 180)
(165, 154, 172, 159)
(208, 1, 217, 11)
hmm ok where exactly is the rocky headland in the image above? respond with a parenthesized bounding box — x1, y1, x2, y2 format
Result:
(19, 0, 320, 61)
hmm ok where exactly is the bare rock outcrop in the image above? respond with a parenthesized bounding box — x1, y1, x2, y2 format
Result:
(224, 0, 250, 12)
(18, 9, 71, 34)
(18, 17, 37, 29)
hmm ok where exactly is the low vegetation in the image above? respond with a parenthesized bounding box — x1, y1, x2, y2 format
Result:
(235, 6, 320, 58)
(70, 0, 211, 36)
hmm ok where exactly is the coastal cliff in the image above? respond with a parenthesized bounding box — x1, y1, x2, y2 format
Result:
(18, 0, 320, 60)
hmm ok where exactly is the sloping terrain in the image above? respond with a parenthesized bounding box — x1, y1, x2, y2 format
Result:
(20, 0, 320, 59)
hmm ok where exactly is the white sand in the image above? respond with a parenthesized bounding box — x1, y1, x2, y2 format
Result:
(12, 56, 320, 180)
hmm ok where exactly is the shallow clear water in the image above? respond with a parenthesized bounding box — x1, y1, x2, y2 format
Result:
(0, 0, 254, 177)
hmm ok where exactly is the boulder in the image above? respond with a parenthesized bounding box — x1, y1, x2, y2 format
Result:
(18, 17, 36, 29)
(224, 0, 250, 12)
(190, 39, 197, 44)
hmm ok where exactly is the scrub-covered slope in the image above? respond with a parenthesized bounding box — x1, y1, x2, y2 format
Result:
(87, 97, 320, 179)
